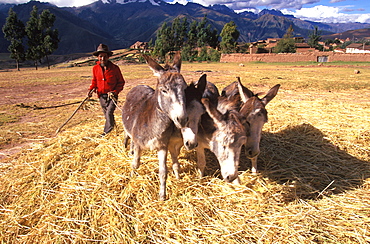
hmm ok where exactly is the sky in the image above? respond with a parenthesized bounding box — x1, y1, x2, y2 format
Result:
(1, 0, 370, 23)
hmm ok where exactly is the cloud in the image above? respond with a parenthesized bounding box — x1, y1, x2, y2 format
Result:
(49, 0, 96, 7)
(342, 7, 365, 12)
(283, 5, 370, 23)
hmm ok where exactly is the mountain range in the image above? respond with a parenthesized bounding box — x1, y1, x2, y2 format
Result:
(0, 0, 369, 55)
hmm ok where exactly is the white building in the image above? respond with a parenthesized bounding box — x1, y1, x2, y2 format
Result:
(346, 43, 370, 53)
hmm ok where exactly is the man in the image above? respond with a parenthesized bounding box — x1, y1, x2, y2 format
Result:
(88, 44, 125, 136)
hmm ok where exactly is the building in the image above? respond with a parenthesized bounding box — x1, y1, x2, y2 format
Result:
(249, 38, 315, 53)
(130, 41, 149, 51)
(346, 43, 370, 53)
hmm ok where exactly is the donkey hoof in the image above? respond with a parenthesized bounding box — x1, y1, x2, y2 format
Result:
(130, 170, 138, 178)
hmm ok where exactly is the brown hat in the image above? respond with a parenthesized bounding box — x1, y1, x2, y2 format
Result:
(93, 43, 113, 57)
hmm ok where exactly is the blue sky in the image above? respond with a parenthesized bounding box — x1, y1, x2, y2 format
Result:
(1, 0, 370, 23)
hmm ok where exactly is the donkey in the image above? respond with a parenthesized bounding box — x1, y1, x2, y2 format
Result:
(122, 53, 188, 201)
(168, 74, 207, 179)
(195, 83, 248, 183)
(222, 78, 280, 174)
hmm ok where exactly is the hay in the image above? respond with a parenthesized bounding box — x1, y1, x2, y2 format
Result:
(1, 68, 370, 243)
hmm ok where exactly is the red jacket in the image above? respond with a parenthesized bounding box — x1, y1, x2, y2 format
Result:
(90, 61, 125, 97)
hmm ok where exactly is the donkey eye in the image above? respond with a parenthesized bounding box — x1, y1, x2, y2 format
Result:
(161, 89, 168, 94)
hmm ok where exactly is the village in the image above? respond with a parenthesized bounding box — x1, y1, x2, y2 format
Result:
(248, 37, 370, 54)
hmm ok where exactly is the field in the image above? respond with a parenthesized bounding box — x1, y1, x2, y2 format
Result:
(0, 59, 370, 243)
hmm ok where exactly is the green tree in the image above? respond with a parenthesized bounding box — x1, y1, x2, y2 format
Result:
(181, 45, 197, 62)
(153, 22, 173, 61)
(172, 17, 188, 50)
(25, 6, 44, 69)
(207, 28, 219, 49)
(196, 16, 209, 48)
(307, 26, 322, 49)
(39, 9, 59, 69)
(220, 21, 239, 54)
(274, 25, 296, 53)
(2, 8, 26, 71)
(196, 15, 219, 49)
(186, 20, 198, 49)
(25, 6, 59, 70)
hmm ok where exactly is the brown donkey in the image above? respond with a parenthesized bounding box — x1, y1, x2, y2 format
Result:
(122, 53, 188, 200)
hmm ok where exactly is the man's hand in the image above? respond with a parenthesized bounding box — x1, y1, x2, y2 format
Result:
(108, 92, 116, 100)
(88, 88, 96, 97)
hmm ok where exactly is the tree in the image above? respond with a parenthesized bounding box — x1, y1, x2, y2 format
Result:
(196, 15, 219, 49)
(274, 25, 296, 53)
(25, 6, 44, 70)
(171, 17, 188, 50)
(153, 16, 219, 61)
(39, 9, 59, 69)
(207, 28, 219, 49)
(153, 22, 172, 61)
(2, 8, 26, 71)
(220, 21, 239, 54)
(25, 6, 59, 70)
(307, 26, 322, 49)
(196, 16, 208, 48)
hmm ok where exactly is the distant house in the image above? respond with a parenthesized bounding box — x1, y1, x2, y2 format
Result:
(130, 41, 149, 51)
(346, 43, 370, 53)
(249, 37, 315, 53)
(294, 43, 315, 53)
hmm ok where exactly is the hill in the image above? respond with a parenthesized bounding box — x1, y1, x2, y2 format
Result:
(0, 1, 369, 54)
(322, 27, 370, 41)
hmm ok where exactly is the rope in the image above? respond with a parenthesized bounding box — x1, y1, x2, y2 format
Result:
(16, 100, 94, 110)
(110, 96, 122, 112)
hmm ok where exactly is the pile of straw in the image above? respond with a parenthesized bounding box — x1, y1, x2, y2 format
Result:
(0, 86, 369, 243)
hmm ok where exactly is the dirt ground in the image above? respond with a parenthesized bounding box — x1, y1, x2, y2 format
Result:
(0, 75, 90, 159)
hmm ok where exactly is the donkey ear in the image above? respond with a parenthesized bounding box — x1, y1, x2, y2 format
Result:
(143, 54, 164, 77)
(201, 98, 224, 127)
(262, 84, 280, 105)
(237, 77, 254, 103)
(195, 74, 207, 95)
(171, 51, 182, 73)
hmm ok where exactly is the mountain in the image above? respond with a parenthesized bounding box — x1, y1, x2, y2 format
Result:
(0, 0, 369, 54)
(322, 28, 370, 41)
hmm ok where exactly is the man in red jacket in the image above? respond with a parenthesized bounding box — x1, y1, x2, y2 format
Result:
(88, 44, 125, 136)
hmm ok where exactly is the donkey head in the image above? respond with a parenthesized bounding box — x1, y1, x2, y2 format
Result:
(181, 74, 207, 150)
(238, 81, 280, 159)
(201, 98, 247, 183)
(143, 53, 188, 129)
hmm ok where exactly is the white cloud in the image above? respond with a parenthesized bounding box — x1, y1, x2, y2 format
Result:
(282, 5, 370, 23)
(50, 0, 95, 7)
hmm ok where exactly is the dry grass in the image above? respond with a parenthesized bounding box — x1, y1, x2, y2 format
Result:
(0, 61, 369, 243)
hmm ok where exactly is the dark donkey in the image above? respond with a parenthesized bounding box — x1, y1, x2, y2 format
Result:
(122, 53, 188, 200)
(195, 82, 248, 183)
(222, 78, 280, 174)
(168, 74, 207, 179)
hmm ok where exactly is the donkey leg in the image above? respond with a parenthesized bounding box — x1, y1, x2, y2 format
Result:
(168, 142, 181, 179)
(168, 137, 184, 179)
(123, 134, 129, 148)
(251, 156, 258, 175)
(158, 149, 168, 201)
(196, 147, 206, 178)
(130, 145, 142, 177)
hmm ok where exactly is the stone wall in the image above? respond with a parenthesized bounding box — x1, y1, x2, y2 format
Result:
(220, 52, 370, 63)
